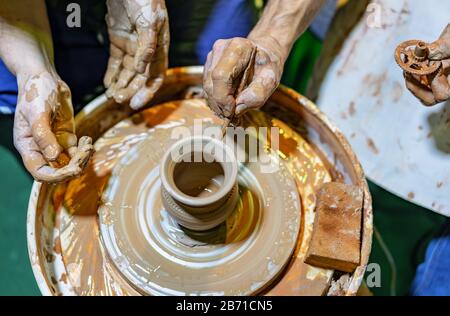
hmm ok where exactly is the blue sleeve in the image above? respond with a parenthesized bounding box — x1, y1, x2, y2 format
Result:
(411, 221, 450, 296)
(0, 59, 18, 115)
(195, 0, 253, 65)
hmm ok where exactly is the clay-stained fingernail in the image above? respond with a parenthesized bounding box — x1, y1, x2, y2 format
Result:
(58, 133, 77, 150)
(67, 134, 78, 148)
(235, 103, 247, 116)
(79, 136, 92, 145)
(44, 145, 60, 161)
(105, 83, 117, 98)
(114, 93, 127, 104)
(221, 107, 231, 117)
(223, 98, 236, 117)
(130, 97, 144, 110)
(136, 61, 146, 73)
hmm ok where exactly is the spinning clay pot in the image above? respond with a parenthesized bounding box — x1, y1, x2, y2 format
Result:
(160, 136, 239, 231)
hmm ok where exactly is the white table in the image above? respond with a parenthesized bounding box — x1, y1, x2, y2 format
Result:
(316, 0, 449, 216)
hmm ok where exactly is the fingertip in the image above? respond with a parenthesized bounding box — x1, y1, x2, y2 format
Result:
(222, 98, 235, 117)
(113, 92, 127, 104)
(135, 60, 148, 74)
(32, 120, 63, 161)
(420, 98, 437, 107)
(105, 85, 115, 98)
(104, 75, 112, 88)
(67, 133, 78, 148)
(79, 136, 93, 145)
(130, 97, 146, 110)
(130, 82, 161, 110)
(235, 103, 248, 116)
(56, 132, 77, 151)
(44, 144, 62, 162)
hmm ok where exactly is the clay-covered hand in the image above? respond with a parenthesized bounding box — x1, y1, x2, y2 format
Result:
(203, 37, 284, 118)
(404, 23, 450, 106)
(104, 0, 169, 110)
(14, 71, 93, 183)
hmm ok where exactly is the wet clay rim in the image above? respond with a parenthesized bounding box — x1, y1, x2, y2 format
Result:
(27, 66, 372, 296)
(160, 136, 238, 210)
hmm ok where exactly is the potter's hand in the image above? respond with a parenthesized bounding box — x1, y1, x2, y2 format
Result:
(104, 0, 169, 110)
(404, 23, 450, 106)
(203, 37, 283, 118)
(14, 71, 93, 183)
(202, 0, 325, 118)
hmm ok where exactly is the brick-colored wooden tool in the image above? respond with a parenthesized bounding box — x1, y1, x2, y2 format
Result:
(305, 182, 363, 273)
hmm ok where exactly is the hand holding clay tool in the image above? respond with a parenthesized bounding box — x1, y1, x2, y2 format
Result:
(396, 25, 450, 106)
(219, 47, 257, 138)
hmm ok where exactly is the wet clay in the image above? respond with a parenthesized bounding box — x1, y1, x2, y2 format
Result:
(53, 99, 334, 296)
(305, 182, 363, 273)
(99, 110, 301, 295)
(160, 136, 239, 231)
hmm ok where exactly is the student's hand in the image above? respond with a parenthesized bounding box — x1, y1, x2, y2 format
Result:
(14, 71, 93, 183)
(203, 37, 284, 118)
(404, 24, 450, 106)
(104, 0, 169, 110)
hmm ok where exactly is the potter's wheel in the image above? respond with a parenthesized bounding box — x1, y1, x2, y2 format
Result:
(98, 120, 301, 295)
(27, 66, 373, 296)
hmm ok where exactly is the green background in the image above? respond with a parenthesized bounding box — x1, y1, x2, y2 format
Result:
(0, 30, 447, 296)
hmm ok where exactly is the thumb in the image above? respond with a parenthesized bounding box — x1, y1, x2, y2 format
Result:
(235, 71, 278, 116)
(31, 113, 62, 161)
(53, 87, 78, 151)
(235, 80, 268, 116)
(428, 39, 450, 61)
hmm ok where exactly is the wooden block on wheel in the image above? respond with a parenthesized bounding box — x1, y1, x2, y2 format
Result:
(305, 182, 363, 273)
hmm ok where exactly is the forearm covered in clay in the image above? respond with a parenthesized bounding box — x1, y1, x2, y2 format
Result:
(0, 0, 54, 83)
(1, 1, 94, 183)
(248, 0, 326, 61)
